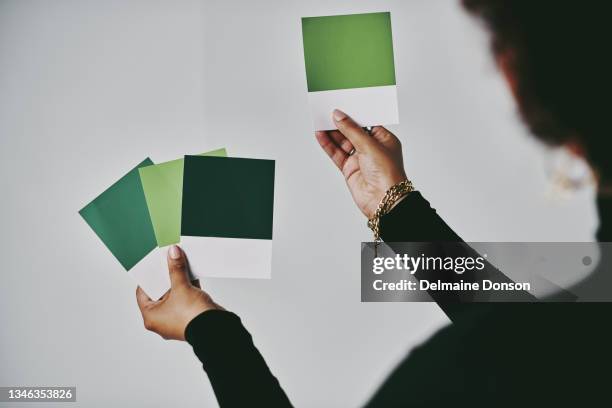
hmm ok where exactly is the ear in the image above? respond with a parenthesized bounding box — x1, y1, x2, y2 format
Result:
(565, 140, 585, 158)
(496, 49, 519, 100)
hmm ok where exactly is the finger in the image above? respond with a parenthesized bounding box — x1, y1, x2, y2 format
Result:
(332, 109, 375, 152)
(167, 245, 190, 289)
(328, 130, 355, 154)
(315, 131, 348, 170)
(370, 126, 401, 150)
(136, 286, 154, 311)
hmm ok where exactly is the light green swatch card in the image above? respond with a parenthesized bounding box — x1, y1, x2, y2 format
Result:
(139, 148, 227, 247)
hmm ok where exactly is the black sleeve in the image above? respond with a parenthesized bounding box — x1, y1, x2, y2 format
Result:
(379, 191, 462, 242)
(185, 310, 293, 408)
(379, 191, 534, 321)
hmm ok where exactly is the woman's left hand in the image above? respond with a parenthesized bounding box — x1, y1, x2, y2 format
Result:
(316, 109, 407, 219)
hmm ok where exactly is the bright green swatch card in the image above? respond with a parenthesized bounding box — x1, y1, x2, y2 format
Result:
(301, 12, 399, 130)
(139, 148, 227, 247)
(301, 12, 396, 92)
(79, 158, 157, 270)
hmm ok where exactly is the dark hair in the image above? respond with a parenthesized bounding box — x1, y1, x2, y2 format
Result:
(463, 0, 611, 178)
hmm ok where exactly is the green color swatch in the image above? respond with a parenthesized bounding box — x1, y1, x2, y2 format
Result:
(182, 156, 275, 240)
(139, 148, 227, 247)
(79, 158, 157, 270)
(301, 12, 396, 92)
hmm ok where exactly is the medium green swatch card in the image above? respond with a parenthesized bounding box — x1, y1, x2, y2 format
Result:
(302, 12, 395, 92)
(79, 158, 157, 271)
(138, 148, 227, 247)
(301, 12, 399, 130)
(180, 155, 275, 279)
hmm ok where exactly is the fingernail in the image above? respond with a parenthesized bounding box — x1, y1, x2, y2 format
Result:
(333, 109, 347, 122)
(169, 245, 181, 260)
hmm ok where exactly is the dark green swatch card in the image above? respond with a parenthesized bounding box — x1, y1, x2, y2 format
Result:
(181, 156, 275, 240)
(79, 158, 157, 270)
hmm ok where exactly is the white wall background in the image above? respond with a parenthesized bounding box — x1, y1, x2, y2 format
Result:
(0, 0, 597, 407)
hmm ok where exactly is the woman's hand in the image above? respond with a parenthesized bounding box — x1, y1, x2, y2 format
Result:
(136, 245, 223, 341)
(316, 109, 407, 219)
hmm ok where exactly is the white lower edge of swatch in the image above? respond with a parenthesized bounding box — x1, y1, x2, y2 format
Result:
(128, 248, 169, 300)
(308, 85, 399, 131)
(180, 236, 272, 279)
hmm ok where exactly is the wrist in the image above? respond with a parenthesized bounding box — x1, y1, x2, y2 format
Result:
(388, 193, 410, 212)
(184, 309, 238, 345)
(367, 179, 414, 241)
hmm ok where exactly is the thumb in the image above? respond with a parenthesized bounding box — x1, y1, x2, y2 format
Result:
(136, 286, 153, 311)
(167, 245, 190, 289)
(370, 126, 401, 150)
(332, 109, 375, 153)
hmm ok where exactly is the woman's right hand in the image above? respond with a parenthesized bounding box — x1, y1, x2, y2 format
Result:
(316, 109, 407, 219)
(136, 245, 223, 341)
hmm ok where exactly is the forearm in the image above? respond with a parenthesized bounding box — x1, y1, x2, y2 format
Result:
(185, 310, 292, 408)
(379, 191, 534, 321)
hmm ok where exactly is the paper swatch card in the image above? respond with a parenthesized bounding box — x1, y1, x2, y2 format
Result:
(139, 148, 227, 247)
(79, 159, 165, 298)
(180, 155, 275, 279)
(79, 158, 157, 270)
(301, 12, 399, 130)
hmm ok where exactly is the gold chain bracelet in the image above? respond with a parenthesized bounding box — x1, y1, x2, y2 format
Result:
(367, 179, 414, 247)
